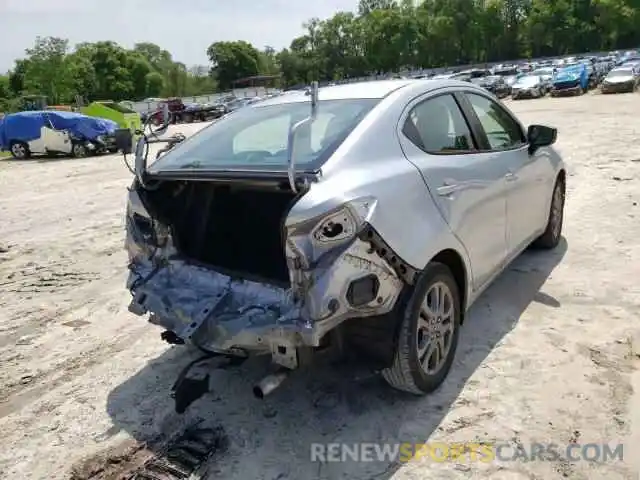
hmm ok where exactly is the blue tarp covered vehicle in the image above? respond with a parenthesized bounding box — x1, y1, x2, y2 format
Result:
(550, 64, 589, 96)
(0, 110, 119, 159)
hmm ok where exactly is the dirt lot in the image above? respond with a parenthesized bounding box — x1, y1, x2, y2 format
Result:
(0, 94, 639, 480)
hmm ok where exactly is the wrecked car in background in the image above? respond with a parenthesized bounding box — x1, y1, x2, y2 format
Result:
(470, 75, 511, 98)
(550, 64, 589, 96)
(530, 67, 555, 93)
(117, 79, 566, 411)
(0, 110, 119, 159)
(601, 66, 639, 93)
(511, 75, 547, 99)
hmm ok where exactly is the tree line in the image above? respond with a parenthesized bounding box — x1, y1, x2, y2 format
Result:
(1, 0, 639, 110)
(0, 38, 217, 111)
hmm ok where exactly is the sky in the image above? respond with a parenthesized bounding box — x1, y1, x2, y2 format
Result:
(0, 0, 358, 72)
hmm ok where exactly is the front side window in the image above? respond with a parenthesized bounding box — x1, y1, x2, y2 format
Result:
(402, 94, 475, 154)
(465, 93, 525, 150)
(148, 98, 378, 172)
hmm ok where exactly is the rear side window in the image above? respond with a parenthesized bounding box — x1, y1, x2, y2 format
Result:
(465, 93, 525, 150)
(402, 94, 475, 154)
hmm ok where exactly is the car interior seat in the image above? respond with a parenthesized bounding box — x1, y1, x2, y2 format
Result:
(415, 100, 455, 152)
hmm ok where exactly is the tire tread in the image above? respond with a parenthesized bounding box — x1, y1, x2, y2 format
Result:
(382, 262, 460, 395)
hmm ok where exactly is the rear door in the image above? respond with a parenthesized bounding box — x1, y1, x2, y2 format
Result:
(397, 91, 510, 289)
(459, 92, 549, 254)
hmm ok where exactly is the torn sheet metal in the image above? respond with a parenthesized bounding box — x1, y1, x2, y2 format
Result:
(126, 193, 404, 360)
(127, 259, 304, 354)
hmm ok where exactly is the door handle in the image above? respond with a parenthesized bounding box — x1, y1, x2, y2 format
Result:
(437, 182, 458, 196)
(505, 171, 518, 182)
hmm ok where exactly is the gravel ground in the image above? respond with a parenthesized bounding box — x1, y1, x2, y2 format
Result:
(0, 93, 639, 480)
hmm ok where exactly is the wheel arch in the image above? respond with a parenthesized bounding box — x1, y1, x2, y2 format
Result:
(430, 248, 469, 323)
(557, 168, 566, 189)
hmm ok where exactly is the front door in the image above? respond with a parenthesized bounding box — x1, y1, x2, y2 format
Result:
(397, 92, 509, 289)
(461, 92, 548, 254)
(40, 127, 72, 153)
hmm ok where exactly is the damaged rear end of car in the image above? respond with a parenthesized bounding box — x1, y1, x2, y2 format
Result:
(121, 84, 411, 405)
(126, 181, 405, 360)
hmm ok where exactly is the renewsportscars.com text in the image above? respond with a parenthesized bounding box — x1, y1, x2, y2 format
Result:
(310, 442, 624, 463)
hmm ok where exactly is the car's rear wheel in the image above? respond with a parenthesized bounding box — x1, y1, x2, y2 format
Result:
(10, 141, 30, 159)
(532, 176, 565, 249)
(382, 262, 461, 395)
(72, 142, 88, 158)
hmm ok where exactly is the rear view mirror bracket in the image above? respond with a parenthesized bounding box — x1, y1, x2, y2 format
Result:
(287, 81, 318, 193)
(120, 103, 174, 190)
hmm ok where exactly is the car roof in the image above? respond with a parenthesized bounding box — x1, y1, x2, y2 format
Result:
(252, 79, 472, 107)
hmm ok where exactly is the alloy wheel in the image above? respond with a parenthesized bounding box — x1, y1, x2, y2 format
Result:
(11, 143, 26, 158)
(416, 281, 455, 375)
(73, 144, 87, 158)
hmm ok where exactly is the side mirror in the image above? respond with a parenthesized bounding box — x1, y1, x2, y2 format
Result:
(114, 128, 133, 154)
(527, 124, 557, 153)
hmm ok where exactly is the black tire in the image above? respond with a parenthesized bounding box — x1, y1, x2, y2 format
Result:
(382, 262, 461, 395)
(531, 176, 565, 249)
(183, 113, 194, 123)
(72, 142, 88, 158)
(10, 141, 30, 159)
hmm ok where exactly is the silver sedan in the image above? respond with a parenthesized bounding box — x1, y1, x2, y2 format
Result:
(123, 79, 566, 404)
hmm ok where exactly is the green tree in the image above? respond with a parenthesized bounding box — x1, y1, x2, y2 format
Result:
(3, 3, 640, 109)
(22, 37, 73, 103)
(133, 42, 174, 72)
(358, 0, 397, 15)
(145, 71, 165, 97)
(206, 41, 263, 90)
(8, 59, 30, 96)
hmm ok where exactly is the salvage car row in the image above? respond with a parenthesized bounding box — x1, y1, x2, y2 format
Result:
(413, 49, 640, 99)
(134, 95, 273, 125)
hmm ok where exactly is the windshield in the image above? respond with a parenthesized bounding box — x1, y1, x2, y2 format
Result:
(515, 75, 540, 86)
(533, 68, 553, 76)
(608, 69, 633, 77)
(148, 98, 379, 172)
